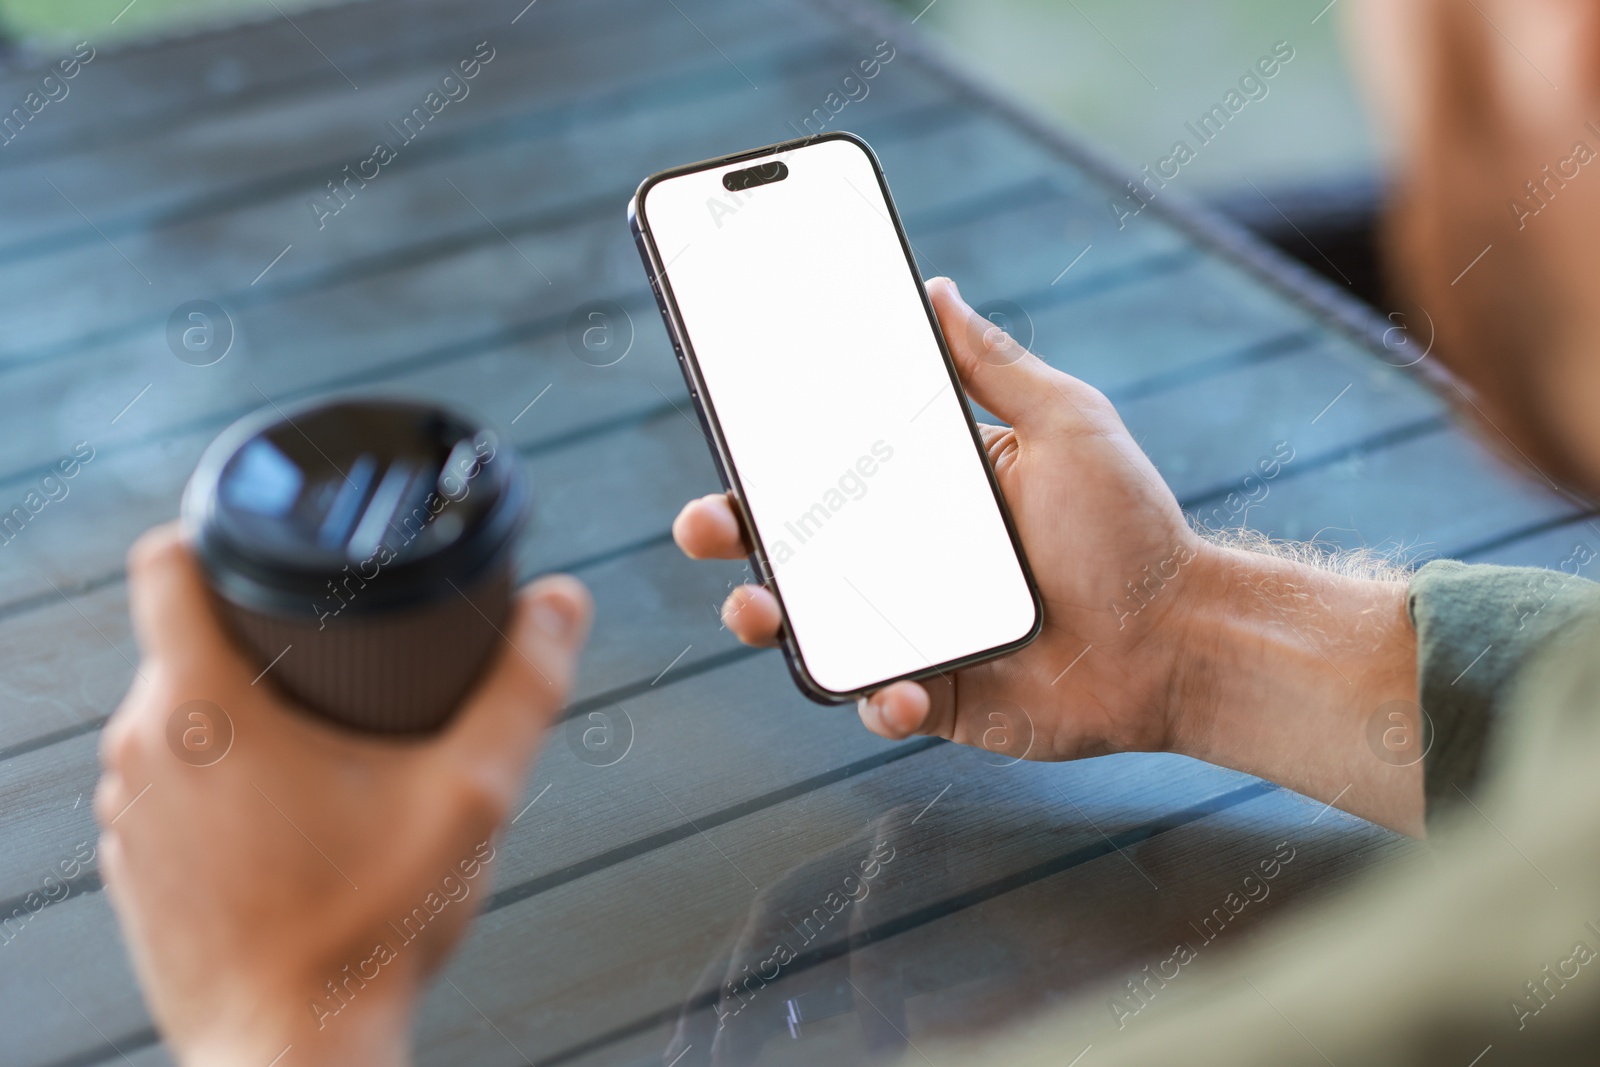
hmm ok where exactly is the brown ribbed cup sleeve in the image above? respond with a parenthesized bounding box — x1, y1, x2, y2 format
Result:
(218, 568, 511, 734)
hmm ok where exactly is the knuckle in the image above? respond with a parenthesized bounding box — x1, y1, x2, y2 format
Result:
(126, 524, 183, 581)
(523, 644, 578, 701)
(1040, 373, 1121, 433)
(98, 712, 143, 774)
(1076, 380, 1116, 414)
(994, 331, 1030, 363)
(1048, 365, 1112, 411)
(447, 768, 512, 828)
(92, 777, 126, 828)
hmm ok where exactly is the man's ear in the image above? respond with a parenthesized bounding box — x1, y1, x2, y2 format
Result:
(1356, 0, 1600, 147)
(1383, 0, 1600, 494)
(1569, 0, 1600, 98)
(1475, 0, 1598, 129)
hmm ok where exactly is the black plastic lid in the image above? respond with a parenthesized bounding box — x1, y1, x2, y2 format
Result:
(182, 396, 528, 618)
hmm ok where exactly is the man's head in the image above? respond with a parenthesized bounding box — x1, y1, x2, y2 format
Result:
(1350, 0, 1600, 493)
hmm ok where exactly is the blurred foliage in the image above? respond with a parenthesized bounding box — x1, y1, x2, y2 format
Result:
(884, 0, 1378, 190)
(0, 0, 321, 46)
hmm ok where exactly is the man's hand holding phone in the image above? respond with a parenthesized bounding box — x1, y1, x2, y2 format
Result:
(676, 277, 1204, 760)
(676, 278, 1425, 837)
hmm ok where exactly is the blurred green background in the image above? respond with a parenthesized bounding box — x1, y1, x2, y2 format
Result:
(885, 0, 1378, 192)
(0, 0, 1380, 192)
(0, 0, 330, 42)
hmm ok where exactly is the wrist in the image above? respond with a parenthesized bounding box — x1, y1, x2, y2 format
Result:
(1163, 539, 1424, 834)
(175, 974, 415, 1067)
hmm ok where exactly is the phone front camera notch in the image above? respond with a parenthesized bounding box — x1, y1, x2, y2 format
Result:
(722, 160, 789, 191)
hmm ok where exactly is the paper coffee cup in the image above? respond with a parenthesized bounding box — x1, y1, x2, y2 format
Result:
(181, 396, 529, 733)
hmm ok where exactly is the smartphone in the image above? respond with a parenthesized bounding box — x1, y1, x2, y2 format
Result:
(629, 132, 1041, 703)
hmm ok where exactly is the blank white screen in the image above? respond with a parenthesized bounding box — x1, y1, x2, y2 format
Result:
(641, 137, 1037, 695)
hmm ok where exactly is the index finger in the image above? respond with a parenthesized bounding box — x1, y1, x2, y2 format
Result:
(126, 522, 254, 676)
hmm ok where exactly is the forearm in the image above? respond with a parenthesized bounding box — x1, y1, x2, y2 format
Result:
(1168, 542, 1424, 836)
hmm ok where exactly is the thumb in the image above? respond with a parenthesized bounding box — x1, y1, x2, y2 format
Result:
(442, 574, 592, 792)
(926, 276, 1073, 429)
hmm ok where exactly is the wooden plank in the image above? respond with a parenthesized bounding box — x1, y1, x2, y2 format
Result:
(1461, 513, 1600, 569)
(0, 580, 130, 760)
(1124, 337, 1443, 507)
(0, 106, 1077, 485)
(1238, 426, 1578, 556)
(0, 882, 157, 1067)
(0, 0, 816, 255)
(905, 183, 1187, 298)
(0, 0, 731, 160)
(0, 104, 1029, 431)
(0, 771, 1405, 1067)
(0, 37, 970, 364)
(0, 0, 542, 130)
(609, 789, 1402, 1067)
(406, 767, 1398, 1064)
(1025, 257, 1320, 397)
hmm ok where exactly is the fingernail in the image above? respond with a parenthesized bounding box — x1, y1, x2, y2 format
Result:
(532, 595, 580, 640)
(857, 694, 881, 726)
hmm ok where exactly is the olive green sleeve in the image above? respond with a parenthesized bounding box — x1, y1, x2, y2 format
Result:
(1406, 557, 1600, 820)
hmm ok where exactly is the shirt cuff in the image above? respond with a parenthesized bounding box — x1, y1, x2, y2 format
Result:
(1407, 557, 1600, 822)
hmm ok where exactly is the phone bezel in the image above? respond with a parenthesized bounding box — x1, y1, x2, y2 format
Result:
(628, 130, 1043, 704)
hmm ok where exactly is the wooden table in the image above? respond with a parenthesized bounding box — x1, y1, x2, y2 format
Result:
(0, 1, 1583, 1063)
